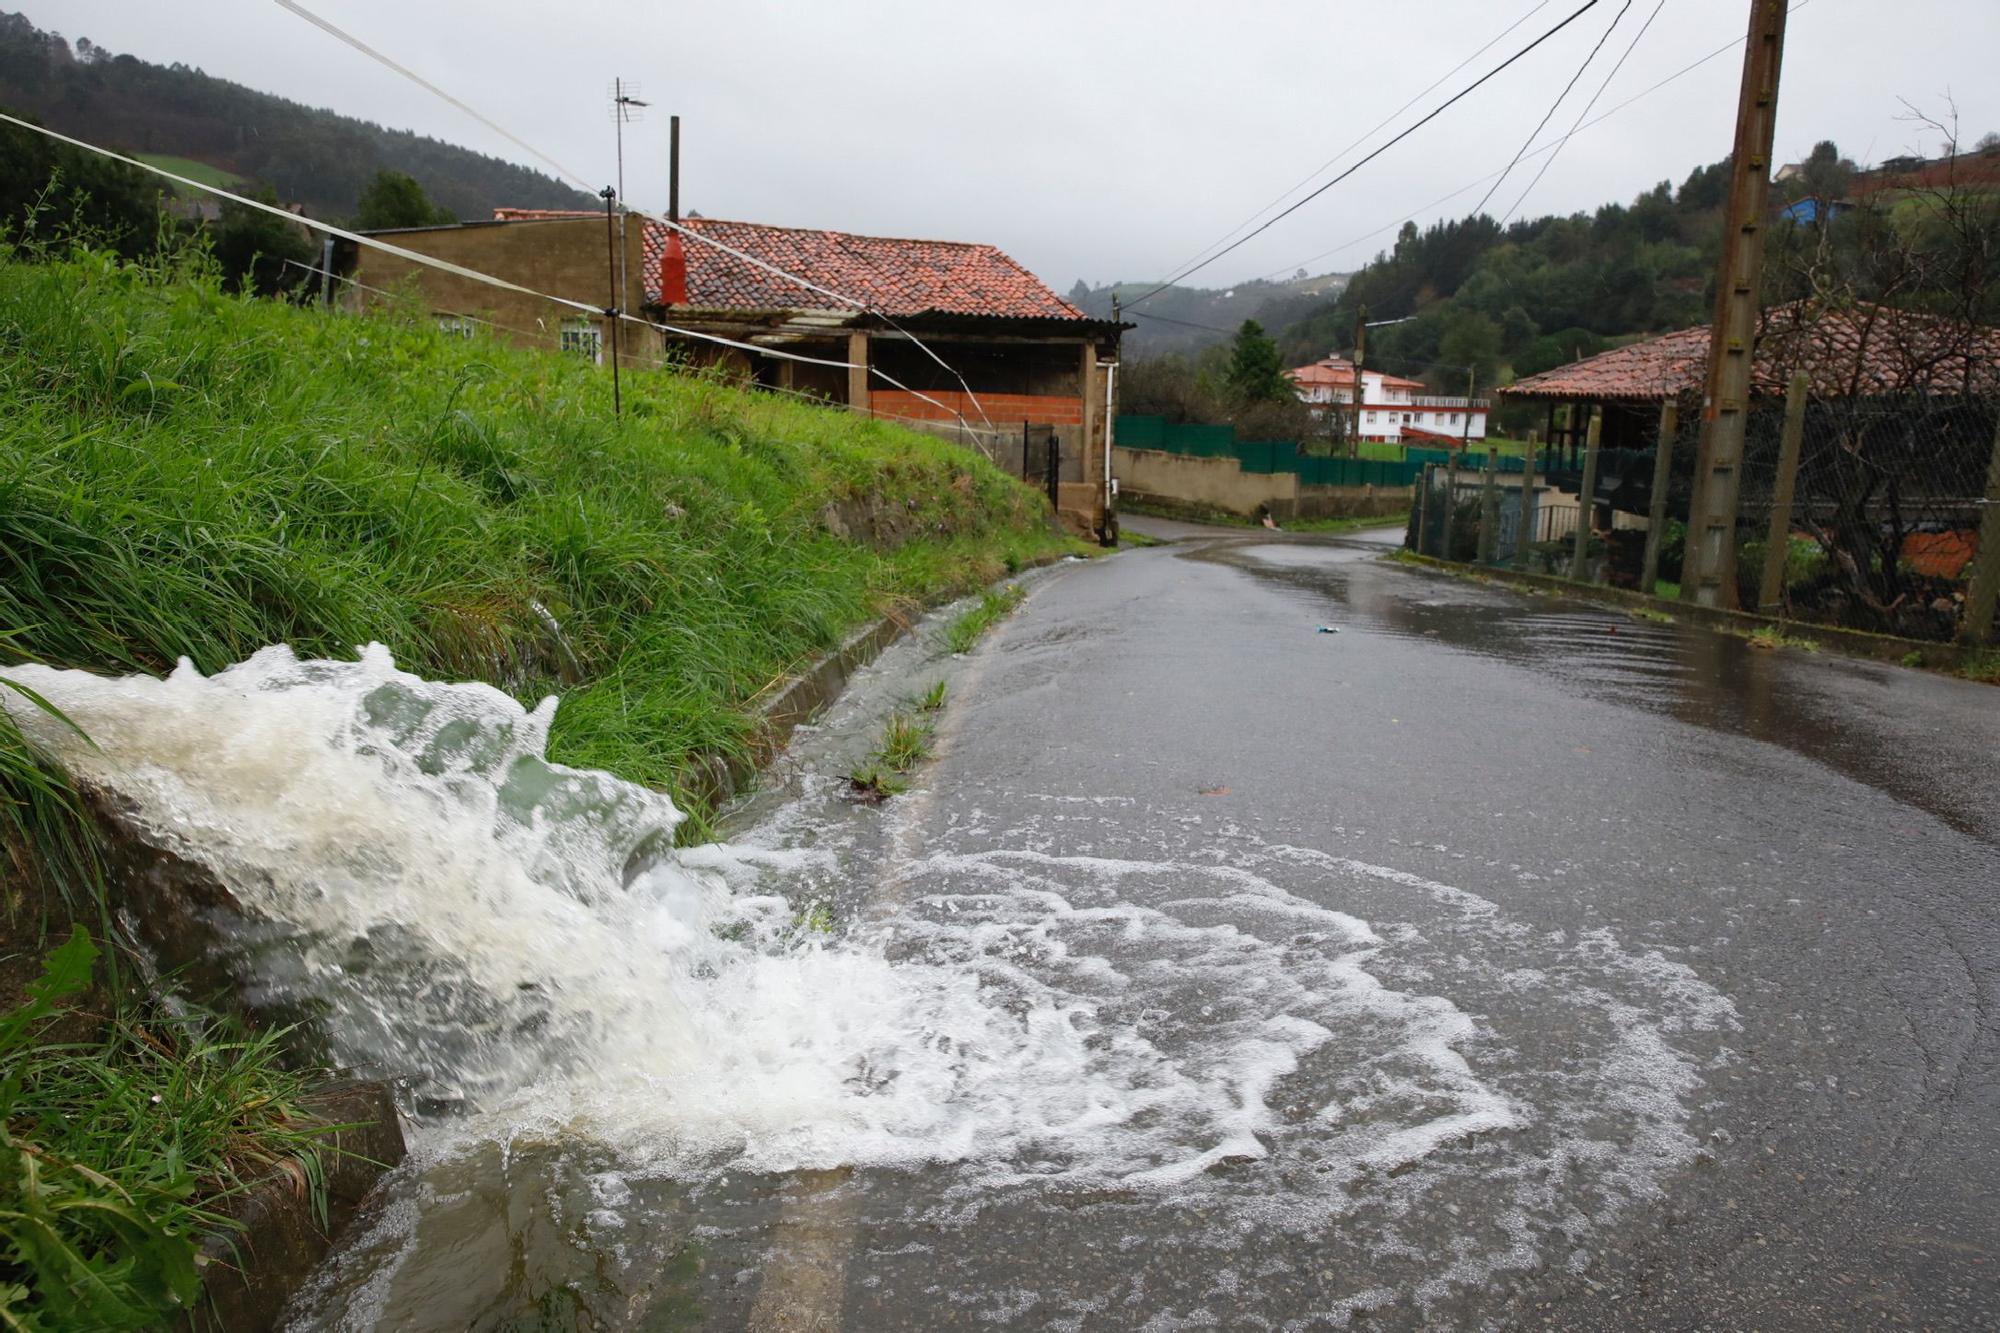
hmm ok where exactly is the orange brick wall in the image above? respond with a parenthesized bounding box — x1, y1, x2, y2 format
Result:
(871, 390, 1084, 426)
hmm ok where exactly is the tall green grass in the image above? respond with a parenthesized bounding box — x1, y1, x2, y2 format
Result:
(0, 243, 1075, 822)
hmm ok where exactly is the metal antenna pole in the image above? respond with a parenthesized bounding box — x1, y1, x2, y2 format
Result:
(601, 186, 621, 417)
(610, 79, 649, 314)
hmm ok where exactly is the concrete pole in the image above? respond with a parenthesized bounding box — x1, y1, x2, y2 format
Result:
(1445, 439, 1461, 559)
(1416, 462, 1432, 556)
(1960, 413, 2000, 644)
(1756, 372, 1812, 613)
(1639, 400, 1681, 596)
(847, 331, 870, 415)
(1352, 306, 1368, 459)
(1683, 0, 1790, 607)
(1570, 408, 1604, 582)
(1477, 444, 1501, 564)
(1514, 429, 1539, 571)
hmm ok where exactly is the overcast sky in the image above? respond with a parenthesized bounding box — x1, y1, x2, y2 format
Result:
(21, 1, 2000, 292)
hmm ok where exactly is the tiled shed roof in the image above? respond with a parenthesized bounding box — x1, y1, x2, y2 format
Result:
(640, 217, 1087, 321)
(1502, 302, 2000, 401)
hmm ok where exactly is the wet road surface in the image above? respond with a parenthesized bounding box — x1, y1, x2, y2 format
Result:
(293, 521, 2000, 1330)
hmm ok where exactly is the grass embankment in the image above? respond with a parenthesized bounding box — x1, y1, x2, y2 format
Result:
(0, 247, 1079, 827)
(0, 244, 1080, 1324)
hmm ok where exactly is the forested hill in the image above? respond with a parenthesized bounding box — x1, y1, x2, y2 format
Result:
(0, 11, 595, 220)
(1268, 158, 1751, 390)
(1069, 272, 1347, 357)
(1273, 157, 1743, 389)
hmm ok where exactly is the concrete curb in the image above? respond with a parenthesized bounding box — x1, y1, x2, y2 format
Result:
(184, 1080, 406, 1332)
(677, 550, 1081, 816)
(1397, 551, 1988, 675)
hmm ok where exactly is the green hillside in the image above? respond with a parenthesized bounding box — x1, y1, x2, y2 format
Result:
(0, 11, 595, 219)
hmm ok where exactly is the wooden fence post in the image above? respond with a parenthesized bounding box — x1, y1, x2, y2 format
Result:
(1639, 401, 1679, 596)
(1445, 447, 1461, 559)
(1757, 373, 1812, 614)
(1570, 408, 1603, 582)
(1515, 429, 1539, 571)
(1415, 463, 1432, 556)
(1961, 413, 2000, 645)
(1477, 445, 1501, 564)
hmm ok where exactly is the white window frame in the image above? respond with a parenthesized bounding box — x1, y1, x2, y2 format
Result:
(560, 317, 603, 364)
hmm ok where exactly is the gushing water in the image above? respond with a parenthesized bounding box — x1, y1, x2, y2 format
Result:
(4, 643, 1739, 1323)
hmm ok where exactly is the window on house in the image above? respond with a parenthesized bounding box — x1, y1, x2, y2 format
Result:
(560, 318, 603, 363)
(437, 315, 477, 340)
(1365, 412, 1376, 423)
(1403, 413, 1413, 424)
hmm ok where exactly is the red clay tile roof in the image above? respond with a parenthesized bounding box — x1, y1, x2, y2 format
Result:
(639, 217, 1085, 321)
(1287, 358, 1428, 391)
(1502, 302, 2000, 401)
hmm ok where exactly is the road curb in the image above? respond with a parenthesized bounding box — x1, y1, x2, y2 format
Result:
(1396, 551, 1989, 677)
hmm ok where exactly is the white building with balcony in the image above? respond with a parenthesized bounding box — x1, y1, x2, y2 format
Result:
(1287, 356, 1489, 446)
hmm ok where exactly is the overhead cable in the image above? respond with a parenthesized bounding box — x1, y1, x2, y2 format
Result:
(1500, 0, 1670, 224)
(1142, 0, 1557, 294)
(271, 0, 1001, 429)
(1, 112, 976, 421)
(1255, 0, 1811, 282)
(1469, 0, 1632, 220)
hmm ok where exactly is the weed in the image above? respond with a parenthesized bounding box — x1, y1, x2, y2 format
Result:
(1901, 649, 1926, 668)
(943, 585, 1024, 655)
(790, 901, 835, 936)
(1746, 625, 1820, 653)
(845, 764, 907, 802)
(878, 714, 934, 772)
(1959, 648, 2000, 685)
(0, 928, 335, 1330)
(1116, 529, 1165, 549)
(916, 680, 948, 713)
(1631, 608, 1676, 625)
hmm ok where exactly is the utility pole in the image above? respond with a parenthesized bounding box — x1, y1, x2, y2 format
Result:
(601, 186, 622, 417)
(1681, 0, 1790, 607)
(1351, 305, 1368, 459)
(669, 114, 681, 223)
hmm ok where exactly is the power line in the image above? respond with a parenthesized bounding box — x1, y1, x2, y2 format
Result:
(1122, 0, 1605, 311)
(1501, 0, 1670, 224)
(1469, 0, 1631, 220)
(1140, 0, 1558, 295)
(271, 0, 1003, 432)
(1126, 309, 1238, 335)
(0, 110, 980, 423)
(1253, 0, 1813, 283)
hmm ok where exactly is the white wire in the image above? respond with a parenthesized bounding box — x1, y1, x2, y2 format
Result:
(270, 0, 1008, 430)
(0, 111, 973, 420)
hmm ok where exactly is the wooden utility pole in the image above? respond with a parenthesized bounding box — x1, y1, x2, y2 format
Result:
(1756, 373, 1812, 612)
(1639, 400, 1680, 595)
(1682, 0, 1790, 607)
(1351, 306, 1368, 459)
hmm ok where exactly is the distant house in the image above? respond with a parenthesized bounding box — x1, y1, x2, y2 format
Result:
(329, 210, 1124, 540)
(1780, 196, 1852, 225)
(1287, 355, 1489, 446)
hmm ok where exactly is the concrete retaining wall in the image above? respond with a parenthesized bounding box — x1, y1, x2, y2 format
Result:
(1113, 446, 1410, 523)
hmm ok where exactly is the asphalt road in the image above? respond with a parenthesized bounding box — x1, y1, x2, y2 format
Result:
(292, 520, 2000, 1330)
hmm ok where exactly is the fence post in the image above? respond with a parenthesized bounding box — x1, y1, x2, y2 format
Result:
(1961, 412, 2000, 645)
(1445, 446, 1461, 560)
(1022, 421, 1031, 481)
(1570, 408, 1604, 582)
(1757, 373, 1812, 614)
(1477, 445, 1501, 564)
(1639, 401, 1680, 597)
(1046, 432, 1061, 510)
(1414, 462, 1432, 555)
(1515, 429, 1539, 571)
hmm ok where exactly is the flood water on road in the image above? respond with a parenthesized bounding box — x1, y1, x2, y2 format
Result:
(11, 525, 1995, 1329)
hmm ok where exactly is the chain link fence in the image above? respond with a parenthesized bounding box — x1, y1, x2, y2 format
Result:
(1409, 386, 2000, 645)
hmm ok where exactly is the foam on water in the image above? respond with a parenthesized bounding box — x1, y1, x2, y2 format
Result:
(4, 644, 1740, 1319)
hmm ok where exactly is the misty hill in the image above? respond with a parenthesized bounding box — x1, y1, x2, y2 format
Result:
(1069, 271, 1348, 356)
(0, 11, 595, 221)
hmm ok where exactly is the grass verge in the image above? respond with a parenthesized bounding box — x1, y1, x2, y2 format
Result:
(1, 927, 336, 1330)
(943, 585, 1025, 655)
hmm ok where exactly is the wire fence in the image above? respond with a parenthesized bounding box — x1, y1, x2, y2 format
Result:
(1409, 385, 2000, 645)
